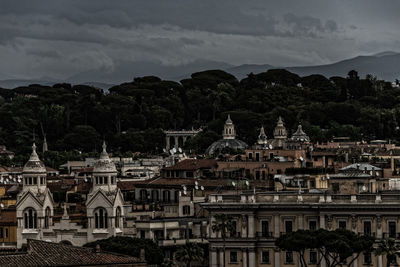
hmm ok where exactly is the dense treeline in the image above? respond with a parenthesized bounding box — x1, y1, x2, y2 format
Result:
(0, 69, 399, 164)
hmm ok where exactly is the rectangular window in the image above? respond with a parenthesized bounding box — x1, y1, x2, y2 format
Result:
(363, 221, 372, 236)
(262, 250, 270, 263)
(389, 221, 396, 238)
(40, 177, 43, 184)
(339, 221, 347, 230)
(310, 179, 315, 188)
(309, 220, 317, 231)
(309, 251, 317, 264)
(285, 251, 294, 264)
(230, 251, 238, 263)
(261, 220, 269, 237)
(255, 153, 260, 161)
(231, 220, 237, 237)
(95, 177, 99, 184)
(182, 205, 190, 215)
(255, 171, 260, 180)
(29, 177, 32, 185)
(0, 227, 3, 238)
(248, 153, 253, 160)
(186, 171, 194, 178)
(5, 228, 8, 238)
(99, 176, 103, 184)
(33, 177, 37, 184)
(363, 252, 372, 265)
(111, 177, 114, 184)
(285, 220, 293, 233)
(104, 176, 108, 184)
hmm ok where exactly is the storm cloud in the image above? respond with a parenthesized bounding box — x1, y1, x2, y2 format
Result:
(0, 0, 399, 82)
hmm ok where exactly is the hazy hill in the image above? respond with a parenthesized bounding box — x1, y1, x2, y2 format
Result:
(287, 52, 400, 81)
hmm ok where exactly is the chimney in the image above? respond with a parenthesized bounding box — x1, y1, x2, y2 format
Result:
(140, 249, 146, 261)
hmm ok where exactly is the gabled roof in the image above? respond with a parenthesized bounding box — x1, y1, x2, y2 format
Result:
(0, 239, 144, 266)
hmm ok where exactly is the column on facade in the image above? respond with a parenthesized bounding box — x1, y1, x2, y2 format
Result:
(376, 216, 382, 239)
(242, 248, 248, 267)
(274, 249, 280, 267)
(174, 136, 179, 149)
(274, 214, 280, 238)
(210, 248, 217, 267)
(241, 215, 247, 238)
(248, 248, 255, 267)
(210, 215, 216, 238)
(218, 249, 224, 267)
(248, 214, 255, 238)
(320, 214, 325, 229)
(166, 136, 170, 150)
(378, 255, 383, 267)
(298, 214, 304, 230)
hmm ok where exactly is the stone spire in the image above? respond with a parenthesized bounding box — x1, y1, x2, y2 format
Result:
(273, 116, 287, 140)
(222, 114, 236, 140)
(23, 143, 46, 174)
(92, 141, 117, 192)
(22, 143, 47, 194)
(257, 126, 268, 145)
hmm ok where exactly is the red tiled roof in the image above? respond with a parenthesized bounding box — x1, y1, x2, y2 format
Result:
(163, 159, 217, 171)
(0, 239, 144, 266)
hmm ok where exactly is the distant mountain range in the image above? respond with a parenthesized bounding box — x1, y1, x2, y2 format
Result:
(0, 52, 399, 90)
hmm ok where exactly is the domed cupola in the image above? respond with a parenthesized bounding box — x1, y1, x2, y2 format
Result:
(291, 124, 310, 143)
(205, 115, 248, 155)
(273, 116, 287, 139)
(257, 126, 268, 145)
(22, 143, 47, 194)
(92, 142, 117, 192)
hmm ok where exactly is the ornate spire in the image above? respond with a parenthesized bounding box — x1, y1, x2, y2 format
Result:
(99, 141, 109, 160)
(29, 143, 40, 162)
(226, 114, 232, 124)
(257, 126, 268, 145)
(23, 143, 46, 174)
(273, 116, 287, 139)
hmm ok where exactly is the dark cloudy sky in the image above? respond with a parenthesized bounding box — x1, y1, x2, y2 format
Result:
(0, 0, 399, 81)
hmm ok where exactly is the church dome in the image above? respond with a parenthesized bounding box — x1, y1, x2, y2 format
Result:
(291, 124, 310, 142)
(205, 115, 248, 154)
(23, 143, 46, 174)
(93, 142, 117, 173)
(205, 139, 248, 155)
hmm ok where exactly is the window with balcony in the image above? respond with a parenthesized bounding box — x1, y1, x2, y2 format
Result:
(309, 251, 317, 264)
(261, 220, 270, 237)
(230, 251, 238, 263)
(363, 221, 372, 236)
(308, 220, 317, 231)
(363, 252, 372, 265)
(338, 220, 347, 230)
(262, 250, 270, 263)
(285, 220, 293, 233)
(285, 251, 294, 264)
(389, 221, 396, 238)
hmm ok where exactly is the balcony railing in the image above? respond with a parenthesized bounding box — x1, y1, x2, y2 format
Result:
(256, 231, 274, 238)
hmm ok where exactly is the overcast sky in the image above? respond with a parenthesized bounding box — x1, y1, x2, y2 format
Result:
(0, 0, 399, 80)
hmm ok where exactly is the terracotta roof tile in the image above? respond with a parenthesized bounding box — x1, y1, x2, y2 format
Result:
(163, 159, 217, 171)
(0, 239, 144, 266)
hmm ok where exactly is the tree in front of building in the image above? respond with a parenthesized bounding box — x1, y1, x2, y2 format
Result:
(375, 238, 400, 267)
(276, 229, 375, 267)
(175, 241, 204, 267)
(211, 214, 235, 267)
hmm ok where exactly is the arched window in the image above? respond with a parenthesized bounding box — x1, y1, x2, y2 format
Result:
(115, 207, 121, 228)
(151, 190, 159, 202)
(94, 208, 108, 229)
(140, 189, 148, 201)
(44, 207, 51, 228)
(163, 190, 171, 203)
(24, 208, 37, 229)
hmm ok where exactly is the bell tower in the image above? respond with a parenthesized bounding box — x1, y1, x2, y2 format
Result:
(91, 141, 118, 193)
(22, 143, 47, 194)
(222, 114, 236, 140)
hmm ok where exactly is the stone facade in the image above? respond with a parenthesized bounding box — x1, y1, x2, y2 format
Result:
(16, 142, 125, 248)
